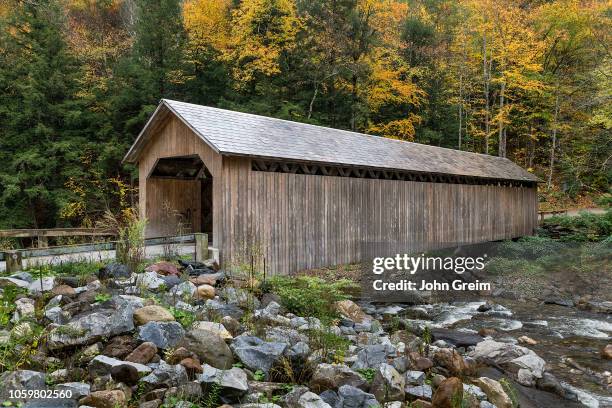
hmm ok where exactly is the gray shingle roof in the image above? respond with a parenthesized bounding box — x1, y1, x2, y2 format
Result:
(124, 99, 540, 182)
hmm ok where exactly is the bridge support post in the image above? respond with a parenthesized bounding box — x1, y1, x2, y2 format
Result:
(195, 233, 208, 262)
(4, 250, 23, 273)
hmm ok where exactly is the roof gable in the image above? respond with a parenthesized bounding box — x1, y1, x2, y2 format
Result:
(124, 99, 540, 182)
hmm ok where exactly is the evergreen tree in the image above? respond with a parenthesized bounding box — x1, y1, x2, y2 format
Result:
(0, 0, 86, 228)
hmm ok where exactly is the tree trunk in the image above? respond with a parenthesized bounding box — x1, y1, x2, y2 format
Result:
(548, 85, 560, 189)
(458, 75, 463, 150)
(483, 34, 491, 155)
(498, 81, 506, 157)
(308, 83, 319, 120)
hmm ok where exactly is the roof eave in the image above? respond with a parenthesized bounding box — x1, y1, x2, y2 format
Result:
(122, 99, 221, 165)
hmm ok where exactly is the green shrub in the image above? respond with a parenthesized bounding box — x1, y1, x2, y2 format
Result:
(497, 236, 566, 259)
(484, 257, 535, 275)
(596, 193, 612, 208)
(541, 209, 612, 241)
(268, 275, 356, 321)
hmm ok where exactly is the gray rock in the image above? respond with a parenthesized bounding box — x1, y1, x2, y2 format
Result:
(137, 321, 185, 349)
(181, 328, 234, 369)
(543, 297, 573, 307)
(88, 355, 151, 377)
(287, 341, 310, 361)
(47, 297, 136, 350)
(463, 384, 487, 401)
(0, 370, 46, 401)
(45, 306, 69, 325)
(164, 382, 202, 402)
(55, 382, 90, 399)
(231, 335, 287, 376)
(319, 390, 339, 407)
(353, 320, 372, 333)
(12, 297, 35, 322)
(98, 263, 131, 280)
(351, 344, 393, 370)
(405, 384, 432, 400)
(135, 271, 166, 291)
(310, 364, 367, 392)
(10, 272, 33, 283)
(431, 328, 484, 348)
(391, 356, 409, 373)
(335, 385, 378, 408)
(160, 275, 181, 289)
(470, 340, 545, 387)
(23, 399, 77, 408)
(290, 317, 309, 328)
(141, 361, 188, 389)
(480, 402, 497, 408)
(0, 277, 31, 290)
(405, 371, 425, 386)
(536, 372, 564, 396)
(370, 364, 404, 402)
(169, 281, 196, 297)
(27, 277, 55, 293)
(205, 299, 244, 320)
(198, 364, 248, 399)
(239, 404, 282, 408)
(296, 392, 332, 408)
(280, 386, 309, 407)
(265, 326, 308, 346)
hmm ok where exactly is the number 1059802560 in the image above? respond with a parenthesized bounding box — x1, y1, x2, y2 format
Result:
(8, 389, 73, 399)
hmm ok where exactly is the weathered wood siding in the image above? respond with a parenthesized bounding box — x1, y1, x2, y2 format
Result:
(138, 122, 537, 274)
(138, 117, 222, 243)
(220, 157, 538, 275)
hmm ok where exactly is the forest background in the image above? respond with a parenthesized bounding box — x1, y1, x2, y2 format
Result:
(0, 0, 610, 230)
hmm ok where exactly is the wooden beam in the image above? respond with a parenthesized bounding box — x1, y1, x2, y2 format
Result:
(0, 228, 115, 239)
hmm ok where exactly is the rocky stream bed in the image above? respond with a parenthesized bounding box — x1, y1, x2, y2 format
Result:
(0, 260, 610, 408)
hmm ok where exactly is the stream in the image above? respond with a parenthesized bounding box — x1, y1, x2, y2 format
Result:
(381, 299, 612, 407)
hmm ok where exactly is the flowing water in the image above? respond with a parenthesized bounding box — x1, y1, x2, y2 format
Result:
(390, 299, 612, 407)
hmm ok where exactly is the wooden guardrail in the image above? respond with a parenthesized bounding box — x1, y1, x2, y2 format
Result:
(538, 209, 568, 222)
(0, 228, 115, 248)
(0, 233, 207, 272)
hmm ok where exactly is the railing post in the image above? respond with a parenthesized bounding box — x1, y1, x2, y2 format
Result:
(195, 233, 208, 262)
(4, 250, 23, 273)
(37, 234, 48, 248)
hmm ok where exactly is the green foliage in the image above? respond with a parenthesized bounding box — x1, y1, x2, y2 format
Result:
(94, 293, 112, 303)
(268, 275, 356, 321)
(25, 260, 102, 279)
(541, 209, 612, 241)
(499, 378, 520, 408)
(253, 370, 265, 381)
(307, 328, 351, 364)
(0, 322, 45, 373)
(497, 236, 567, 259)
(356, 368, 376, 383)
(0, 286, 28, 326)
(169, 307, 196, 328)
(596, 193, 612, 208)
(0, 0, 609, 231)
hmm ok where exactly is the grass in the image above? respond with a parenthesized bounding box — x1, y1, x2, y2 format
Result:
(267, 275, 357, 322)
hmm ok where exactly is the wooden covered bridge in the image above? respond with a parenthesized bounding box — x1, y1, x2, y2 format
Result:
(123, 99, 540, 275)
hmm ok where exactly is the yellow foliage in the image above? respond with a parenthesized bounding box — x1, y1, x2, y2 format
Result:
(368, 115, 422, 141)
(227, 0, 302, 84)
(183, 0, 232, 52)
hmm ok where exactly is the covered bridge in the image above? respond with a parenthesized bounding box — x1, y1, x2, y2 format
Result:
(123, 99, 540, 274)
